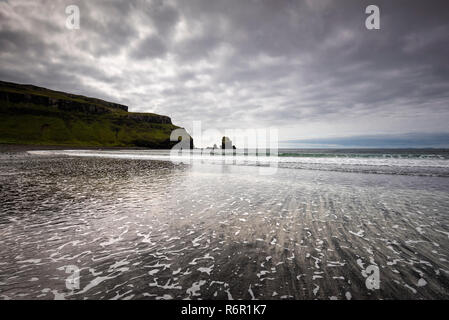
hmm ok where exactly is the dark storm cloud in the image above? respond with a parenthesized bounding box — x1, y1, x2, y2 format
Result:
(131, 34, 167, 60)
(0, 0, 448, 145)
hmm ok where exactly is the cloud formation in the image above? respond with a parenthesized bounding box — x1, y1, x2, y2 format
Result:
(1, 0, 448, 146)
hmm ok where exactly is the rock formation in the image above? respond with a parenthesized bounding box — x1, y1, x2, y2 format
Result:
(0, 80, 192, 148)
(221, 136, 233, 149)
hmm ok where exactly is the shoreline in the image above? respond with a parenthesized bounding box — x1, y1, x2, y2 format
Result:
(0, 143, 152, 153)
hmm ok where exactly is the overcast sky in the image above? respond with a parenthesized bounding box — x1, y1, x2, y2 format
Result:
(1, 0, 448, 147)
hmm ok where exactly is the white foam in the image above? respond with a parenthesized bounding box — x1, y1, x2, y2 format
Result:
(198, 265, 214, 275)
(186, 280, 206, 297)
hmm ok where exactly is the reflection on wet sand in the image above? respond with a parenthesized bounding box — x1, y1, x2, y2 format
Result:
(0, 152, 449, 300)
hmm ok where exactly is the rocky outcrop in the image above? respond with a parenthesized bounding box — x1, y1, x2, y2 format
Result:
(222, 136, 233, 149)
(0, 80, 128, 114)
(0, 90, 172, 124)
(127, 113, 172, 125)
(0, 80, 191, 148)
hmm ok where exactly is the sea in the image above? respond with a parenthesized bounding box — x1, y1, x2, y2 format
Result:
(0, 148, 448, 299)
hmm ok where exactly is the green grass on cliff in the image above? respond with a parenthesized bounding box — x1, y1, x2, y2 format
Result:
(0, 81, 129, 113)
(0, 82, 181, 148)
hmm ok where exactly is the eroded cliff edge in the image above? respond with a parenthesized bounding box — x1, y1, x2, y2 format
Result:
(0, 80, 192, 148)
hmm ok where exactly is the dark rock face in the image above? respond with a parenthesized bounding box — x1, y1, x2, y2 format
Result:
(0, 82, 173, 124)
(65, 96, 129, 112)
(0, 91, 126, 115)
(0, 80, 192, 148)
(127, 113, 172, 125)
(0, 80, 128, 114)
(222, 136, 233, 149)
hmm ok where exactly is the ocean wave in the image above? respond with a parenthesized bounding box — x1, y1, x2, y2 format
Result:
(27, 150, 449, 177)
(278, 152, 448, 160)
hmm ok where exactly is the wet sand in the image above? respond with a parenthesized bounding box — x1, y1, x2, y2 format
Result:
(0, 149, 448, 300)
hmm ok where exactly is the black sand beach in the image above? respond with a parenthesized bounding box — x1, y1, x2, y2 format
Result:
(1, 147, 448, 300)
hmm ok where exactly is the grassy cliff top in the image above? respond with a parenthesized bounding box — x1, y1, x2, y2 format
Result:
(0, 80, 130, 113)
(0, 80, 189, 148)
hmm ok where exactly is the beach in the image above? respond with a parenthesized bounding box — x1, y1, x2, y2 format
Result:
(0, 148, 448, 300)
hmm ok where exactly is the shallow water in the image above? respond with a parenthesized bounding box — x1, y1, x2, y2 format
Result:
(0, 151, 449, 300)
(30, 148, 449, 177)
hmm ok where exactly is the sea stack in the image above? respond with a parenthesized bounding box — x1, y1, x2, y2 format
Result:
(221, 136, 233, 149)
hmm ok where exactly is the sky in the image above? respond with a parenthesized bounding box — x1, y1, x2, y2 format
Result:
(0, 0, 448, 148)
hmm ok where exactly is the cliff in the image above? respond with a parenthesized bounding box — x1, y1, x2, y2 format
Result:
(0, 80, 192, 148)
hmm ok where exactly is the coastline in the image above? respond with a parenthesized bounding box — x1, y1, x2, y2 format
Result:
(0, 143, 152, 153)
